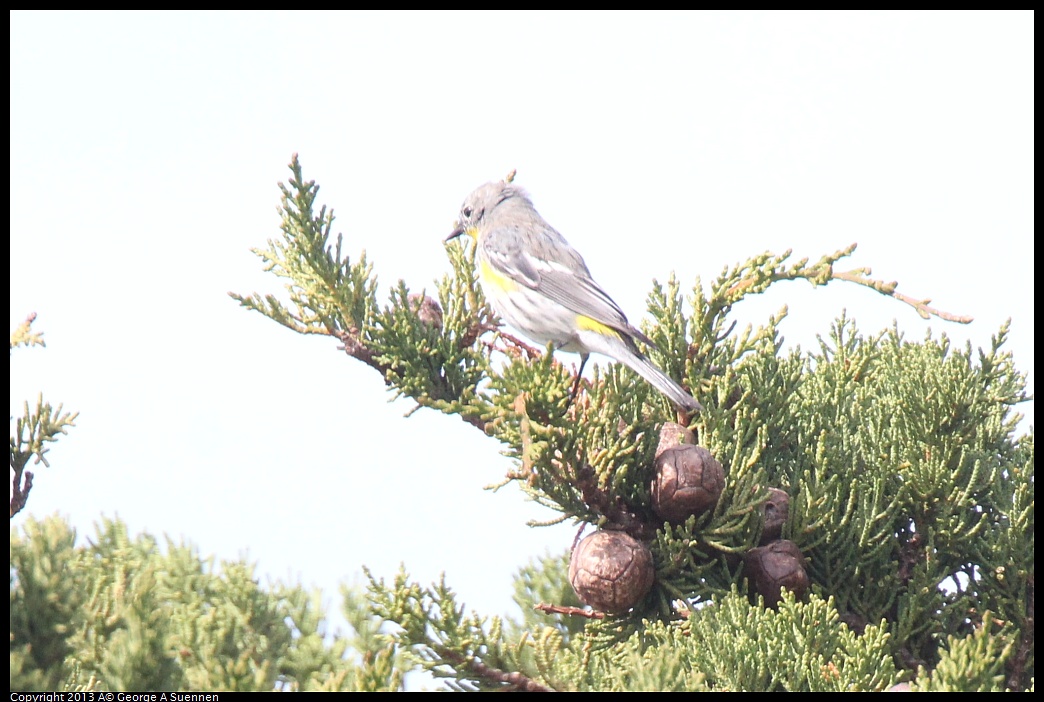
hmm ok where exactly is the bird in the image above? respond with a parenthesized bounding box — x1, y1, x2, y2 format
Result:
(445, 179, 702, 412)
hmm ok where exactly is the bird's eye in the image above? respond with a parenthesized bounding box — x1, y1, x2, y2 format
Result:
(462, 206, 473, 219)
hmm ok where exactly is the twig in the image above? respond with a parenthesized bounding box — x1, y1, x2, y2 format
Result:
(335, 327, 391, 376)
(338, 326, 488, 432)
(574, 463, 657, 540)
(832, 269, 973, 323)
(492, 331, 544, 360)
(726, 244, 972, 324)
(534, 603, 605, 620)
(1007, 573, 1033, 691)
(440, 648, 557, 692)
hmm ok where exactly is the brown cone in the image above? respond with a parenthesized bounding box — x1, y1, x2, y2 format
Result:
(569, 530, 655, 614)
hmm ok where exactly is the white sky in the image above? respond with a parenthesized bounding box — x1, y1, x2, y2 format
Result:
(10, 11, 1033, 629)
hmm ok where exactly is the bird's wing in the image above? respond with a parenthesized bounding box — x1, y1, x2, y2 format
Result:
(482, 224, 654, 346)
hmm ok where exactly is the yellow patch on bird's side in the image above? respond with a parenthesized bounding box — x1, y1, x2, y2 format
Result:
(576, 315, 618, 337)
(479, 259, 519, 293)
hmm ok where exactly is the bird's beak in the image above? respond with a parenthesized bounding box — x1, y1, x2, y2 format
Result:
(445, 222, 465, 242)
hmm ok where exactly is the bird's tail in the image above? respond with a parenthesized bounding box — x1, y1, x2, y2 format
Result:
(580, 329, 702, 411)
(623, 351, 703, 412)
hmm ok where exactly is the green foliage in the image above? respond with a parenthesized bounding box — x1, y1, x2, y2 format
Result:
(10, 515, 82, 690)
(364, 572, 902, 691)
(564, 591, 886, 691)
(910, 611, 1016, 691)
(228, 156, 1032, 690)
(679, 589, 898, 691)
(11, 157, 1031, 691)
(10, 515, 406, 691)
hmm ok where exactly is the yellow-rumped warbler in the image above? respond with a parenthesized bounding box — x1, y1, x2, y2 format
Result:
(445, 180, 702, 412)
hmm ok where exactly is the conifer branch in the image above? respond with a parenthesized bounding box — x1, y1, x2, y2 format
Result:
(335, 328, 391, 376)
(722, 243, 972, 323)
(10, 465, 33, 519)
(440, 649, 557, 692)
(234, 158, 1029, 691)
(10, 317, 78, 518)
(366, 568, 563, 691)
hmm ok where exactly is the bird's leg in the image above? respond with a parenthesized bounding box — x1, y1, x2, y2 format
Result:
(569, 353, 590, 404)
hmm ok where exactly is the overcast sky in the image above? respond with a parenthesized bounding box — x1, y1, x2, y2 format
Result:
(10, 11, 1033, 628)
